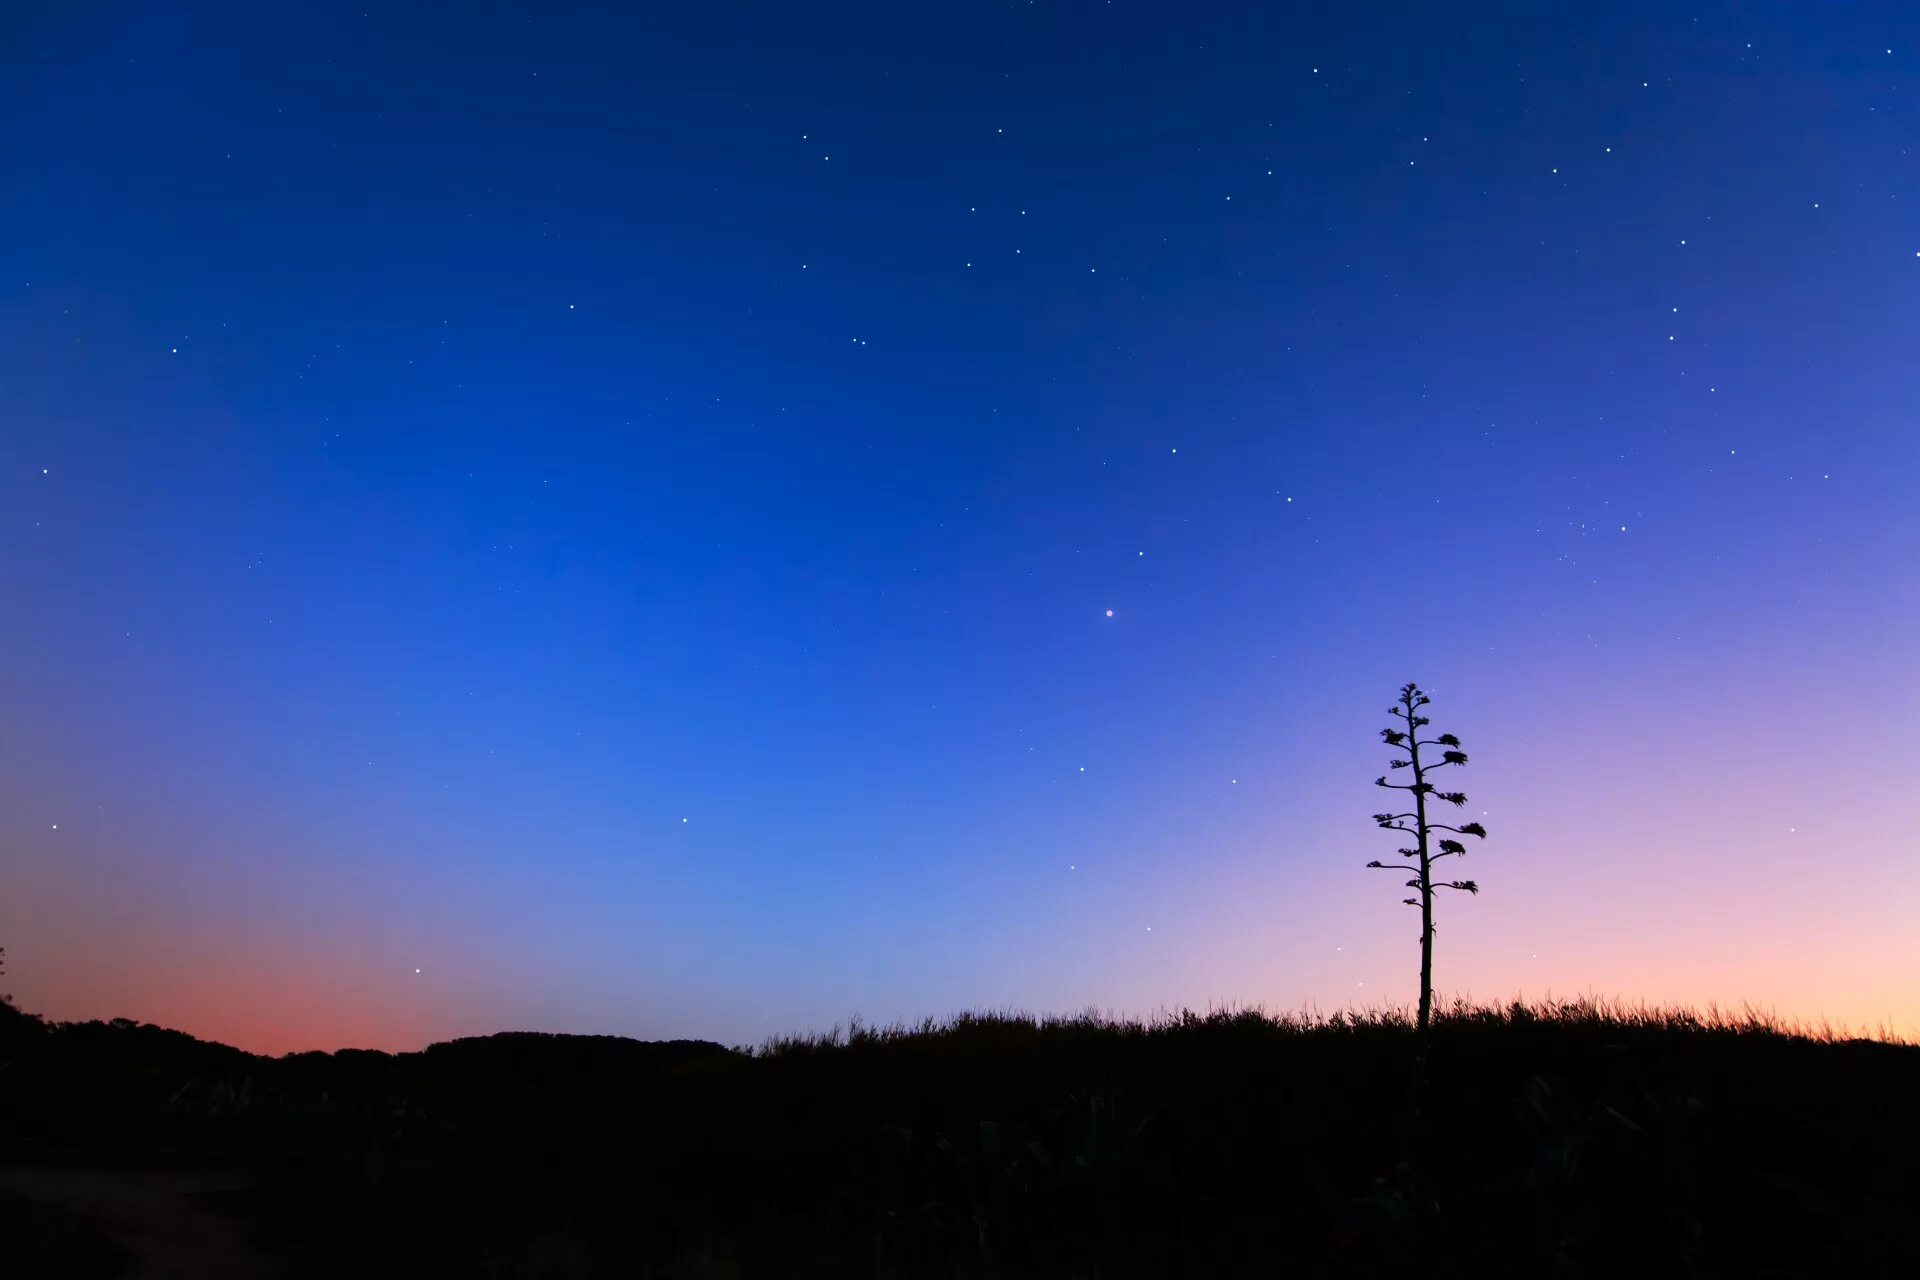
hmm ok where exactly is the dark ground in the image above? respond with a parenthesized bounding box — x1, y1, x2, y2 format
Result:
(2, 997, 1915, 1277)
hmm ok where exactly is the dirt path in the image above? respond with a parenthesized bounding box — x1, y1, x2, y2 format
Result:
(0, 1166, 278, 1279)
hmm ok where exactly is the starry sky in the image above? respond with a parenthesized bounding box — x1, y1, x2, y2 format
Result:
(5, 3, 1917, 1054)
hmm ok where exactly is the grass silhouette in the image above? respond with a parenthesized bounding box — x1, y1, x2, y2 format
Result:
(4, 993, 1916, 1276)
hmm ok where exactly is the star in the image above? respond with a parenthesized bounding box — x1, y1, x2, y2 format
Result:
(1104, 609, 1114, 617)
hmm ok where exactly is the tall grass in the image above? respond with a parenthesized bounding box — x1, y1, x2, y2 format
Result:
(752, 995, 1910, 1061)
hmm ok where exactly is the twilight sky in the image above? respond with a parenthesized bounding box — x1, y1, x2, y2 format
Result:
(4, 3, 1916, 1054)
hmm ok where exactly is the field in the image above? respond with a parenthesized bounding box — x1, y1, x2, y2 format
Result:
(3, 996, 1916, 1277)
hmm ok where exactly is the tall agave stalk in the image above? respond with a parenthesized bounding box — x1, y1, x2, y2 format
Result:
(1367, 683, 1489, 1062)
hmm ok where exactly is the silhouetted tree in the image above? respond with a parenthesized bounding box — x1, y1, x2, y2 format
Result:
(1368, 683, 1487, 1043)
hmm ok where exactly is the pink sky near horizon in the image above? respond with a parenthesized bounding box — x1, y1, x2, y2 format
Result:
(12, 650, 1917, 1057)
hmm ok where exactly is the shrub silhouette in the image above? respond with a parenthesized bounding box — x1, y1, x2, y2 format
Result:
(3, 998, 1917, 1276)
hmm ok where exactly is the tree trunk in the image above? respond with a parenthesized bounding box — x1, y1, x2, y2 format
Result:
(1418, 895, 1432, 1036)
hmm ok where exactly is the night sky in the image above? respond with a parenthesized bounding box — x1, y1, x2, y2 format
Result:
(5, 4, 1916, 1054)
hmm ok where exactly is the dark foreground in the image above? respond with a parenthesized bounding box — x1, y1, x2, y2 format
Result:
(2, 998, 1916, 1277)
